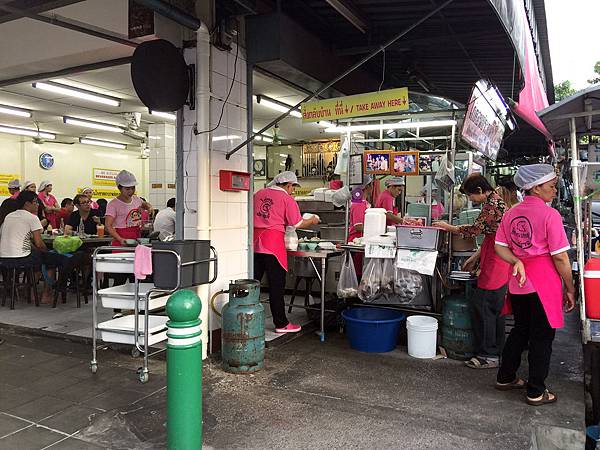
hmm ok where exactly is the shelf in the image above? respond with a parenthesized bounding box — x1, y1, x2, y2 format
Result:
(97, 315, 168, 346)
(95, 252, 135, 273)
(97, 283, 169, 310)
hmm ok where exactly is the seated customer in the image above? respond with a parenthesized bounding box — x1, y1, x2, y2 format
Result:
(0, 191, 63, 303)
(58, 198, 74, 226)
(65, 194, 100, 236)
(153, 197, 176, 235)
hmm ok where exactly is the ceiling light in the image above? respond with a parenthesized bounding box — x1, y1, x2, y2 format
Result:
(212, 135, 241, 142)
(0, 124, 55, 139)
(0, 104, 31, 118)
(63, 116, 124, 133)
(79, 137, 126, 149)
(33, 81, 120, 106)
(149, 110, 176, 120)
(324, 119, 457, 133)
(255, 95, 302, 118)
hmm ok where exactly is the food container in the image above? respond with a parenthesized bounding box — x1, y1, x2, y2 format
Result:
(396, 225, 446, 251)
(313, 188, 327, 201)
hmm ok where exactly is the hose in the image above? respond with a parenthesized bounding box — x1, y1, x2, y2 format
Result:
(210, 290, 228, 317)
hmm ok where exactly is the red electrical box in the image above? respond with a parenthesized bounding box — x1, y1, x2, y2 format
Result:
(219, 170, 251, 192)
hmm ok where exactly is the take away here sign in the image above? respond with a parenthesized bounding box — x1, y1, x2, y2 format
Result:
(301, 87, 409, 122)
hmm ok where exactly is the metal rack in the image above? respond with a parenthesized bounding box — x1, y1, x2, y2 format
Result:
(90, 245, 218, 383)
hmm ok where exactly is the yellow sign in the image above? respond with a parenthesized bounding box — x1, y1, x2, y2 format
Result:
(0, 186, 9, 196)
(77, 187, 120, 198)
(0, 173, 19, 184)
(301, 88, 409, 122)
(92, 168, 120, 186)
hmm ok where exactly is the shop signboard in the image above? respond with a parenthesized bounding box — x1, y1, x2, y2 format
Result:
(461, 80, 511, 161)
(0, 173, 19, 184)
(301, 87, 409, 122)
(93, 168, 121, 186)
(77, 187, 120, 198)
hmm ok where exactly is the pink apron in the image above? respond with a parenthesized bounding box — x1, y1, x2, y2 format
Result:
(254, 228, 288, 271)
(477, 233, 510, 290)
(501, 254, 564, 329)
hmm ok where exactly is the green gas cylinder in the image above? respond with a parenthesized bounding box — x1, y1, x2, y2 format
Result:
(441, 295, 474, 360)
(221, 279, 265, 373)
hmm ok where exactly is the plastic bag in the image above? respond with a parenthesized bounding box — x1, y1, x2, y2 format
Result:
(393, 267, 423, 304)
(434, 154, 455, 192)
(381, 258, 395, 295)
(337, 251, 358, 298)
(358, 258, 383, 302)
(53, 236, 83, 255)
(284, 226, 298, 251)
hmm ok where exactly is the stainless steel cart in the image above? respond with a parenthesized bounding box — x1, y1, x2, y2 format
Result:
(90, 245, 217, 382)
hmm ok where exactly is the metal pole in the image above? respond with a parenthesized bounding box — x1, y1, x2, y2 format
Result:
(166, 290, 203, 449)
(570, 118, 589, 343)
(175, 108, 184, 240)
(247, 63, 255, 277)
(446, 124, 456, 274)
(225, 0, 456, 160)
(344, 131, 352, 244)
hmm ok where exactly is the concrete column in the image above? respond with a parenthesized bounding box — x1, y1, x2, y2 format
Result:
(148, 122, 176, 209)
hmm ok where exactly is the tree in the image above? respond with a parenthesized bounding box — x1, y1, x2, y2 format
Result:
(588, 61, 600, 85)
(554, 80, 577, 101)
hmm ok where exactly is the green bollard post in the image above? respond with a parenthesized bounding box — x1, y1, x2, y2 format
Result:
(166, 289, 203, 450)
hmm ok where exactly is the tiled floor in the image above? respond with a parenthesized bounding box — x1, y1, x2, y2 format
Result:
(0, 338, 167, 450)
(0, 288, 317, 344)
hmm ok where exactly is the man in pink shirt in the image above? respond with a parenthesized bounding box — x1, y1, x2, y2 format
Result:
(254, 171, 319, 333)
(494, 164, 575, 406)
(375, 177, 405, 226)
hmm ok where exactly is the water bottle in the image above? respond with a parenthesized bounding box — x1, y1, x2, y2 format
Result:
(59, 218, 64, 234)
(78, 219, 86, 237)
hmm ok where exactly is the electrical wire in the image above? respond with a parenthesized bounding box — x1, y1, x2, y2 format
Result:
(378, 49, 386, 92)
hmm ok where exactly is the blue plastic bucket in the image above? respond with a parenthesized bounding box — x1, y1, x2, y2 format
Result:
(587, 425, 600, 443)
(342, 307, 406, 353)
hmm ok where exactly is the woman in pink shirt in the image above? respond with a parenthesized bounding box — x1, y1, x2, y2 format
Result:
(494, 164, 575, 406)
(347, 176, 373, 279)
(38, 180, 61, 229)
(254, 171, 319, 333)
(375, 177, 405, 226)
(81, 187, 100, 210)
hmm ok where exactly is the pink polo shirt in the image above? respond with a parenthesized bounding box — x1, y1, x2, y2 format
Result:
(374, 189, 398, 225)
(253, 186, 302, 233)
(348, 200, 369, 242)
(495, 195, 570, 294)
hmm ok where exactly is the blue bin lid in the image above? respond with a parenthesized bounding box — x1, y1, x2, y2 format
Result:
(342, 307, 405, 324)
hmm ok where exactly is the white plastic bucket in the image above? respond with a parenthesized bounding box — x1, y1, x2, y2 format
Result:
(406, 315, 438, 359)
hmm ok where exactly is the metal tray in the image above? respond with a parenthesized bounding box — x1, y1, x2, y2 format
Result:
(396, 225, 447, 251)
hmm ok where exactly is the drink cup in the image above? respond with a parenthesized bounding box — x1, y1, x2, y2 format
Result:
(97, 225, 105, 237)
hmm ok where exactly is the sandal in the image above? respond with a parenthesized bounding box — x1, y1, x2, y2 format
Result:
(465, 357, 499, 369)
(495, 378, 526, 391)
(526, 390, 557, 406)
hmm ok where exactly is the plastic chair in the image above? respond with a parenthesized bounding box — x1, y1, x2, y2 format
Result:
(0, 258, 40, 310)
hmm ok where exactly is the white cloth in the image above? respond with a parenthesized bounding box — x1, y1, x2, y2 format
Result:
(514, 164, 556, 190)
(153, 207, 176, 234)
(267, 171, 300, 187)
(0, 210, 43, 258)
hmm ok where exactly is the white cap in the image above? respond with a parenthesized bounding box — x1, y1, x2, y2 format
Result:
(7, 179, 20, 189)
(514, 164, 556, 191)
(81, 186, 93, 194)
(385, 176, 405, 187)
(267, 171, 300, 187)
(420, 181, 439, 195)
(22, 180, 35, 191)
(116, 170, 138, 187)
(38, 180, 51, 192)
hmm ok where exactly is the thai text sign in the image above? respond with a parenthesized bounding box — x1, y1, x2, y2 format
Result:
(301, 88, 409, 122)
(93, 168, 120, 186)
(461, 80, 508, 161)
(78, 187, 120, 198)
(0, 173, 19, 184)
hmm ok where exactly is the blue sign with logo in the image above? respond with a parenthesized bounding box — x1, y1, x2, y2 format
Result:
(39, 153, 54, 170)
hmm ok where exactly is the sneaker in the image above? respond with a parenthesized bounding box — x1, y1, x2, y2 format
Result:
(275, 323, 302, 333)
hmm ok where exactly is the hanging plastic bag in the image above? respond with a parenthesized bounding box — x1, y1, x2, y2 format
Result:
(358, 258, 384, 302)
(434, 154, 455, 192)
(381, 258, 395, 295)
(337, 251, 359, 298)
(284, 226, 298, 251)
(393, 267, 423, 304)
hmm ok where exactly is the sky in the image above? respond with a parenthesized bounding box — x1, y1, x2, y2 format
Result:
(545, 0, 600, 89)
